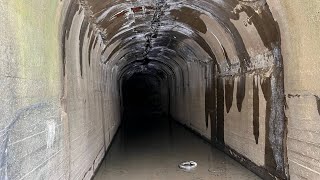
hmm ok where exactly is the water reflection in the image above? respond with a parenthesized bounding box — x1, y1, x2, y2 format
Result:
(94, 115, 261, 180)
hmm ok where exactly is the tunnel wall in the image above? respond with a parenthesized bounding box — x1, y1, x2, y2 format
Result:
(0, 0, 122, 180)
(163, 1, 287, 178)
(0, 0, 66, 179)
(60, 0, 122, 179)
(170, 47, 280, 178)
(171, 61, 211, 139)
(269, 1, 320, 179)
(1, 0, 320, 180)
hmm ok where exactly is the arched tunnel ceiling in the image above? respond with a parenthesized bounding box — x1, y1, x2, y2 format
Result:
(59, 0, 287, 178)
(64, 0, 281, 81)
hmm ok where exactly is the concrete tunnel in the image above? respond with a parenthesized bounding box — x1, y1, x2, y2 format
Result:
(1, 0, 320, 179)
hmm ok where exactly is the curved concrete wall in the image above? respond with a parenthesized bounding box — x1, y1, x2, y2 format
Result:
(269, 1, 320, 179)
(0, 0, 319, 179)
(0, 1, 65, 179)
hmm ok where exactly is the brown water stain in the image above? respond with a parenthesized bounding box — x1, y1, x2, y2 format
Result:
(315, 96, 320, 116)
(236, 76, 246, 112)
(217, 77, 225, 144)
(205, 64, 216, 128)
(225, 77, 234, 113)
(242, 3, 280, 50)
(88, 34, 96, 66)
(253, 75, 259, 144)
(79, 20, 89, 77)
(62, 2, 80, 76)
(222, 46, 232, 67)
(260, 75, 277, 173)
(170, 7, 207, 34)
(210, 65, 217, 144)
(100, 10, 127, 40)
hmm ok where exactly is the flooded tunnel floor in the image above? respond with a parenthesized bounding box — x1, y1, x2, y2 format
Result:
(94, 117, 261, 180)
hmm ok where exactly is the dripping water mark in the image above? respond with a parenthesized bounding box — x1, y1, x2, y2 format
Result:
(315, 95, 320, 116)
(236, 76, 246, 112)
(287, 94, 320, 116)
(239, 0, 267, 13)
(287, 94, 301, 98)
(224, 77, 234, 113)
(253, 75, 259, 144)
(78, 0, 112, 64)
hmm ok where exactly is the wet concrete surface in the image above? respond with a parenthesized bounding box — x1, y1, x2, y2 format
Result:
(94, 117, 261, 180)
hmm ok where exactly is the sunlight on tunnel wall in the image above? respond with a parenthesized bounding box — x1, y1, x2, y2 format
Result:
(0, 0, 122, 179)
(0, 0, 64, 179)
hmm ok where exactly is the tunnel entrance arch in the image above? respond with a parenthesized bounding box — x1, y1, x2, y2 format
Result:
(60, 0, 288, 179)
(3, 0, 320, 179)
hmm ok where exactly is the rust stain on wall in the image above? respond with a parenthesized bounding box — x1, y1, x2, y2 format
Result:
(131, 7, 143, 13)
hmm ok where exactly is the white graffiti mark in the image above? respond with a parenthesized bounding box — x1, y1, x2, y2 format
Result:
(46, 119, 56, 149)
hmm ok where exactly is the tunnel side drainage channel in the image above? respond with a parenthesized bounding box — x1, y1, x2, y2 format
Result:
(179, 161, 198, 171)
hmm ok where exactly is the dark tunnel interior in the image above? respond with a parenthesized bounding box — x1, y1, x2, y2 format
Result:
(121, 66, 170, 133)
(57, 0, 291, 179)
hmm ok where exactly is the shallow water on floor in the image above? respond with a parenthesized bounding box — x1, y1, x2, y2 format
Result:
(94, 117, 261, 180)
